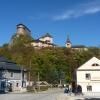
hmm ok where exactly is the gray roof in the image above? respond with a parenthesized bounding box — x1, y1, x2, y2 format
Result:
(66, 35, 71, 43)
(16, 23, 31, 32)
(72, 45, 86, 48)
(40, 33, 52, 38)
(0, 56, 22, 71)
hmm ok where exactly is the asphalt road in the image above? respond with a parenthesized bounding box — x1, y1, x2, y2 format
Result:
(0, 88, 63, 100)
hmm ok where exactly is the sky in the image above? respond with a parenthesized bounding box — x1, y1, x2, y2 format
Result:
(0, 0, 100, 47)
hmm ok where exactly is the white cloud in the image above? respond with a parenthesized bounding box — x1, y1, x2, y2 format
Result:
(53, 1, 100, 21)
(85, 7, 100, 14)
(53, 10, 74, 20)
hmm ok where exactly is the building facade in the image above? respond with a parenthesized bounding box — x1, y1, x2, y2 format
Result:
(77, 57, 100, 93)
(31, 33, 56, 48)
(0, 56, 27, 92)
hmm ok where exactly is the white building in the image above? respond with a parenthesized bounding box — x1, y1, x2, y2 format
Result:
(65, 35, 88, 51)
(39, 33, 53, 44)
(31, 33, 56, 48)
(77, 57, 100, 93)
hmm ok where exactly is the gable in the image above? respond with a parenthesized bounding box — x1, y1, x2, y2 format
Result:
(77, 57, 100, 70)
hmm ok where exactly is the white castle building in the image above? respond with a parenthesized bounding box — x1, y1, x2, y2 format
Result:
(31, 33, 56, 48)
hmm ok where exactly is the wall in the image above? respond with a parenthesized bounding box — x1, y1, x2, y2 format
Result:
(77, 70, 100, 92)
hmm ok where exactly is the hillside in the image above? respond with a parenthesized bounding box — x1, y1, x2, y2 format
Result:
(0, 34, 100, 84)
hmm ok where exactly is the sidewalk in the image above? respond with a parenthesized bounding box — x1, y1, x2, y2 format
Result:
(56, 93, 84, 100)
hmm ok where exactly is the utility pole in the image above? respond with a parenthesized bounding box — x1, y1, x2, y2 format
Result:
(29, 60, 31, 86)
(21, 66, 23, 87)
(60, 79, 62, 85)
(38, 72, 40, 82)
(38, 72, 40, 91)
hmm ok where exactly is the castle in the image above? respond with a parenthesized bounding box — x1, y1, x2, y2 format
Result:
(31, 33, 57, 48)
(10, 24, 56, 48)
(10, 23, 87, 50)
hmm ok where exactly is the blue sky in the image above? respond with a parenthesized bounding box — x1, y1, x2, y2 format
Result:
(0, 0, 100, 47)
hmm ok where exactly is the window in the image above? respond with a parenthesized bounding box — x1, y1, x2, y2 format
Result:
(87, 85, 92, 91)
(67, 43, 70, 45)
(85, 73, 91, 80)
(92, 63, 99, 66)
(45, 40, 50, 43)
(10, 72, 13, 77)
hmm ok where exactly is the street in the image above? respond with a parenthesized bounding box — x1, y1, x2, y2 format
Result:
(0, 88, 63, 100)
(1, 88, 100, 100)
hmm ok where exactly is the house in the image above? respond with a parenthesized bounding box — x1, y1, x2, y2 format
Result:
(77, 57, 100, 93)
(65, 35, 88, 51)
(31, 33, 56, 48)
(0, 56, 27, 92)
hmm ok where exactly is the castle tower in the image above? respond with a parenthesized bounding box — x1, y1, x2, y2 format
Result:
(16, 24, 31, 36)
(9, 24, 32, 47)
(66, 35, 72, 48)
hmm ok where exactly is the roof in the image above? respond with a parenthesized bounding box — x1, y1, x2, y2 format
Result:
(66, 35, 71, 43)
(72, 45, 86, 48)
(77, 57, 100, 71)
(0, 56, 22, 71)
(16, 23, 31, 32)
(33, 39, 44, 43)
(40, 33, 52, 38)
(0, 56, 14, 63)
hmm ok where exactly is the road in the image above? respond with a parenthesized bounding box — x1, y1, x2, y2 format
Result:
(0, 88, 64, 100)
(1, 88, 100, 100)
